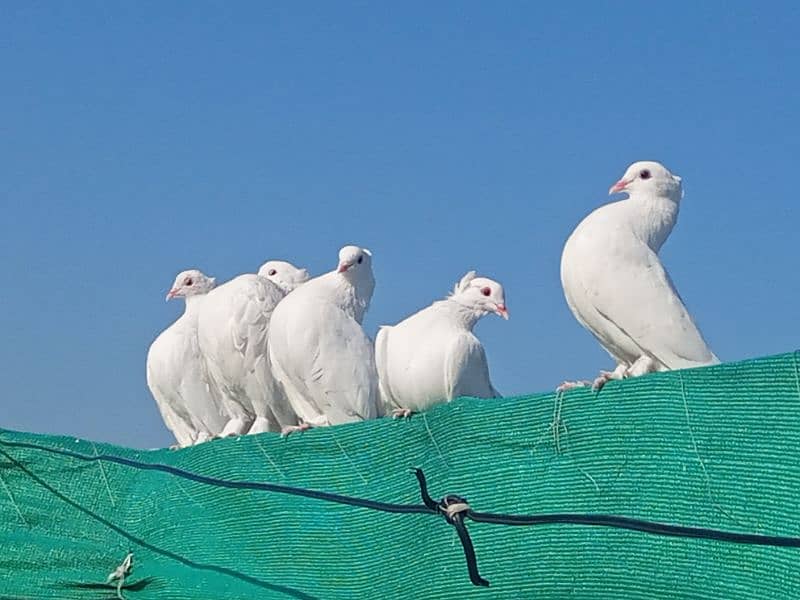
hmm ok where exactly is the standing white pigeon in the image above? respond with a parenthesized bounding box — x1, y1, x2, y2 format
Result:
(197, 273, 298, 436)
(146, 270, 227, 447)
(257, 260, 310, 294)
(376, 271, 507, 418)
(268, 245, 381, 434)
(559, 160, 719, 391)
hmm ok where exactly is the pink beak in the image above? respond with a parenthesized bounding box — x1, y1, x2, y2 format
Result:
(165, 289, 179, 301)
(495, 304, 510, 320)
(337, 263, 351, 273)
(609, 178, 630, 195)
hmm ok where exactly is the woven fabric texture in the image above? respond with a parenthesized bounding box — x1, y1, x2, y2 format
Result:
(2, 352, 800, 599)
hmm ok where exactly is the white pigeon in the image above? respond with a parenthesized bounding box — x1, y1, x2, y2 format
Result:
(559, 160, 719, 391)
(257, 260, 310, 294)
(197, 273, 298, 436)
(268, 245, 381, 434)
(146, 270, 227, 447)
(376, 271, 507, 418)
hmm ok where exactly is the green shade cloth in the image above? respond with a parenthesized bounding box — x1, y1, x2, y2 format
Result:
(2, 352, 799, 599)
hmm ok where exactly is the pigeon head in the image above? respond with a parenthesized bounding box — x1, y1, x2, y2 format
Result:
(609, 161, 682, 201)
(336, 245, 372, 276)
(329, 245, 376, 323)
(258, 260, 310, 294)
(165, 269, 216, 301)
(452, 271, 509, 320)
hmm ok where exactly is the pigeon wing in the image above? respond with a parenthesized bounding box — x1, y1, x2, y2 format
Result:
(146, 332, 197, 446)
(305, 303, 380, 422)
(586, 243, 718, 369)
(444, 331, 499, 400)
(374, 325, 398, 413)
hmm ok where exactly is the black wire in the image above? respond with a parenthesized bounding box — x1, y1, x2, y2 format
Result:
(412, 467, 438, 511)
(0, 438, 430, 515)
(4, 437, 800, 546)
(411, 466, 800, 547)
(411, 469, 489, 586)
(451, 513, 490, 587)
(467, 512, 800, 547)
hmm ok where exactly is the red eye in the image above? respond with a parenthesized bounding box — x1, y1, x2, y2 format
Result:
(481, 287, 491, 297)
(185, 278, 193, 286)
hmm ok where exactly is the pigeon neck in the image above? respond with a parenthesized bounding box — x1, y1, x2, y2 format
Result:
(287, 271, 310, 292)
(331, 273, 374, 325)
(440, 298, 482, 329)
(630, 193, 680, 252)
(183, 294, 205, 316)
(274, 275, 306, 294)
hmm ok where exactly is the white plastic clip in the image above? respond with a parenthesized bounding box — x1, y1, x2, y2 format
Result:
(107, 552, 134, 600)
(444, 501, 471, 520)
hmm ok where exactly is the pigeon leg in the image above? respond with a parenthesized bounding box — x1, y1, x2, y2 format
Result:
(556, 380, 592, 392)
(246, 417, 274, 435)
(193, 431, 212, 445)
(281, 422, 311, 437)
(220, 418, 250, 437)
(592, 364, 628, 391)
(392, 408, 413, 419)
(626, 356, 658, 377)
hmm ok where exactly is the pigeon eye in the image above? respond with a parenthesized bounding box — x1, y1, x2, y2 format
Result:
(267, 269, 277, 276)
(481, 287, 491, 297)
(640, 169, 651, 179)
(357, 256, 363, 264)
(184, 278, 193, 286)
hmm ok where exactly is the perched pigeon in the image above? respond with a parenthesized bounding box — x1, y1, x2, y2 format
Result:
(257, 260, 310, 294)
(559, 160, 719, 391)
(197, 273, 297, 436)
(376, 271, 507, 417)
(268, 245, 381, 433)
(146, 270, 227, 447)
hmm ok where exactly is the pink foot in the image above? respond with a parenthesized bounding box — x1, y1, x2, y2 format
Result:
(280, 422, 311, 437)
(592, 370, 616, 391)
(392, 408, 413, 419)
(556, 380, 592, 393)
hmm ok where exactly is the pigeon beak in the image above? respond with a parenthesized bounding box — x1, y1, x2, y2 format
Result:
(337, 262, 351, 273)
(165, 289, 179, 301)
(609, 178, 630, 195)
(495, 304, 510, 320)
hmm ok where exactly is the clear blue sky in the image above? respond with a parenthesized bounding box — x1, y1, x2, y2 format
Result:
(2, 2, 799, 449)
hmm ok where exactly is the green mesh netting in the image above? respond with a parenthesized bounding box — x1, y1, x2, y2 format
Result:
(2, 352, 800, 599)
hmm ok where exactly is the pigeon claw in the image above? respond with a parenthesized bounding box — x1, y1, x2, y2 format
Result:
(281, 422, 311, 437)
(391, 408, 413, 419)
(556, 380, 591, 393)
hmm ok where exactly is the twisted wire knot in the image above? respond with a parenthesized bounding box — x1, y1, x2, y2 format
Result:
(439, 495, 471, 522)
